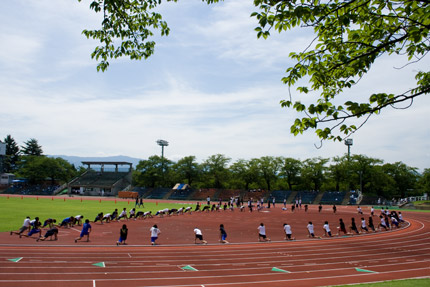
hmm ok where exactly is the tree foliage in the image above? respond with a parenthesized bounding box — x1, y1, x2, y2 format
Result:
(3, 135, 20, 172)
(173, 155, 200, 186)
(418, 168, 430, 194)
(201, 154, 231, 188)
(253, 0, 430, 141)
(134, 155, 173, 187)
(230, 158, 260, 190)
(79, 0, 430, 141)
(16, 156, 77, 184)
(279, 157, 302, 191)
(301, 157, 329, 191)
(21, 138, 43, 156)
(257, 156, 282, 191)
(78, 0, 175, 72)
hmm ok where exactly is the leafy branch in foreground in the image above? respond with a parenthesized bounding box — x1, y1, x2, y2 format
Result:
(79, 0, 429, 141)
(253, 0, 430, 141)
(79, 0, 176, 72)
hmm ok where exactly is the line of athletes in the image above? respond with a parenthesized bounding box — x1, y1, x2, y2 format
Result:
(10, 204, 405, 243)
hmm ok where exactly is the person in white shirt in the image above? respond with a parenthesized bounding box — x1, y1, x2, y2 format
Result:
(194, 227, 207, 244)
(150, 224, 161, 245)
(74, 215, 84, 226)
(307, 221, 316, 238)
(258, 223, 271, 242)
(117, 208, 128, 221)
(129, 208, 136, 220)
(391, 216, 399, 228)
(143, 210, 152, 219)
(283, 223, 295, 240)
(323, 221, 332, 237)
(103, 213, 111, 223)
(398, 212, 404, 223)
(379, 215, 388, 230)
(11, 216, 31, 236)
(360, 217, 369, 233)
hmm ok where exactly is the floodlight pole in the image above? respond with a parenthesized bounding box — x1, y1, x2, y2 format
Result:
(344, 139, 353, 160)
(156, 139, 169, 187)
(156, 139, 169, 161)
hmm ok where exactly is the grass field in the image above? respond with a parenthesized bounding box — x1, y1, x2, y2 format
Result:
(0, 196, 194, 232)
(334, 278, 430, 287)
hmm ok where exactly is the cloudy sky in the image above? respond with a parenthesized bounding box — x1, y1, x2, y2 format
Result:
(1, 0, 429, 170)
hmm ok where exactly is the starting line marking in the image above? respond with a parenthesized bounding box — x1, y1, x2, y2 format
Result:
(93, 262, 105, 268)
(7, 257, 23, 263)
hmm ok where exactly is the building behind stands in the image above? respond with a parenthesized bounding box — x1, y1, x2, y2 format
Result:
(68, 161, 132, 196)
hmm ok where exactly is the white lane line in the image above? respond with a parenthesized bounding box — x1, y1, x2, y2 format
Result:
(0, 266, 429, 284)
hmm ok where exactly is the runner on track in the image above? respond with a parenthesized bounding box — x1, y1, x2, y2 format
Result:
(75, 219, 91, 243)
(10, 216, 31, 237)
(258, 223, 271, 242)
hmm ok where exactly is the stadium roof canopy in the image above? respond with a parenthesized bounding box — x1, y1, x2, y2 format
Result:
(81, 161, 132, 165)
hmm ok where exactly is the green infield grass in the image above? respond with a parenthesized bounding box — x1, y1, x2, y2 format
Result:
(0, 196, 194, 232)
(332, 278, 430, 287)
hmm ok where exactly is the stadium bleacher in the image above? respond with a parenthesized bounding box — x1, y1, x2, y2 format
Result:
(144, 187, 171, 199)
(5, 184, 59, 195)
(169, 189, 193, 200)
(269, 190, 292, 203)
(320, 191, 346, 204)
(294, 191, 318, 204)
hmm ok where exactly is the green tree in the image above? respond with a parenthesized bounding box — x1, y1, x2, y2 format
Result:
(418, 168, 430, 194)
(201, 154, 231, 189)
(327, 156, 349, 191)
(367, 165, 396, 199)
(173, 156, 200, 186)
(134, 155, 172, 188)
(3, 135, 20, 172)
(382, 162, 419, 198)
(301, 157, 328, 191)
(257, 156, 282, 191)
(349, 154, 383, 194)
(230, 158, 260, 190)
(16, 156, 76, 184)
(21, 138, 43, 156)
(279, 157, 302, 190)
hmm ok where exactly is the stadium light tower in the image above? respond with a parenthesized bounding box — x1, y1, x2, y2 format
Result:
(344, 139, 353, 159)
(156, 139, 169, 160)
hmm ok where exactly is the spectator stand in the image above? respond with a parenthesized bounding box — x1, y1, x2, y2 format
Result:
(348, 190, 363, 205)
(68, 161, 132, 197)
(217, 189, 243, 202)
(320, 191, 346, 205)
(190, 188, 220, 202)
(269, 190, 292, 203)
(132, 187, 151, 198)
(294, 191, 318, 204)
(144, 187, 171, 199)
(5, 181, 59, 195)
(168, 183, 193, 200)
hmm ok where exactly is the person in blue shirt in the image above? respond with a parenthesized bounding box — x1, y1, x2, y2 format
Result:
(60, 216, 74, 228)
(75, 219, 92, 243)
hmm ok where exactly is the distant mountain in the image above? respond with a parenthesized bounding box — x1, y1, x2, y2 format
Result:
(49, 155, 143, 168)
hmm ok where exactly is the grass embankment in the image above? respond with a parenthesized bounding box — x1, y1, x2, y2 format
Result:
(0, 196, 192, 232)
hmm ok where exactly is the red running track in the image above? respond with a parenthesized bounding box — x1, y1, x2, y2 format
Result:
(0, 205, 429, 287)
